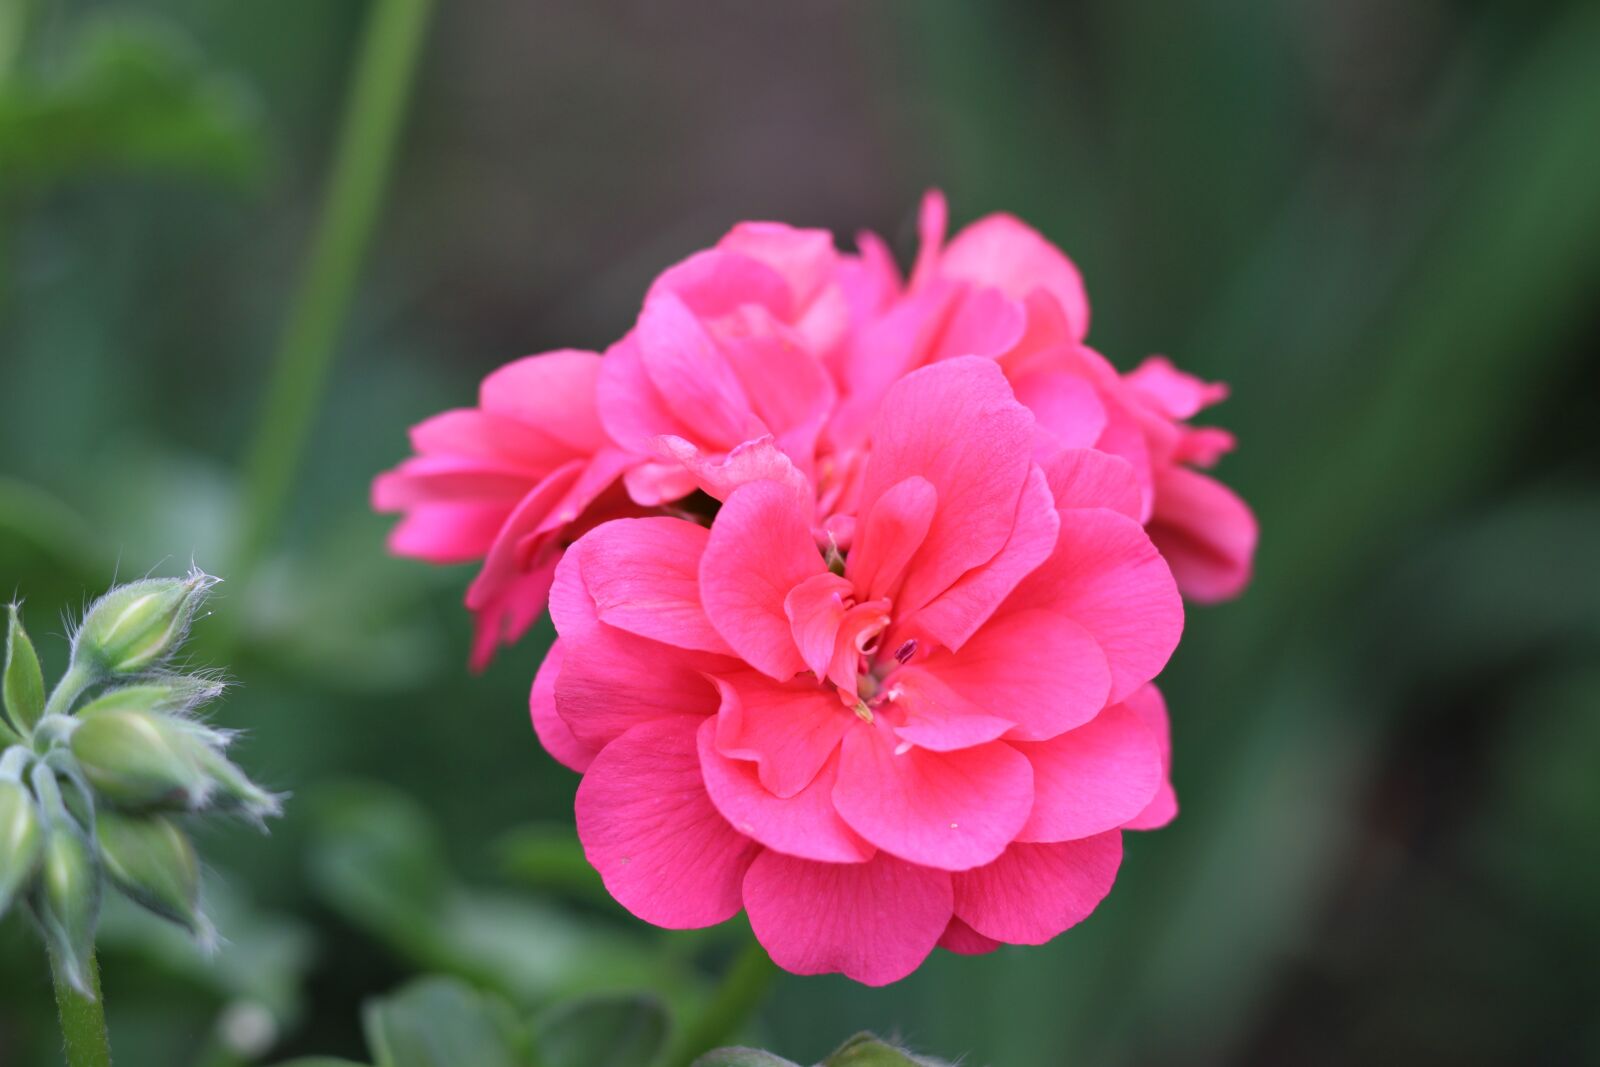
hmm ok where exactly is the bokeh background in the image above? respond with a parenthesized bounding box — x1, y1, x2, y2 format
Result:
(3, 1, 1599, 1064)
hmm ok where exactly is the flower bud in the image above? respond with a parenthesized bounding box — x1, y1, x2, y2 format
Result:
(96, 810, 205, 936)
(35, 822, 101, 996)
(4, 605, 46, 735)
(70, 706, 212, 811)
(72, 571, 218, 677)
(0, 779, 44, 917)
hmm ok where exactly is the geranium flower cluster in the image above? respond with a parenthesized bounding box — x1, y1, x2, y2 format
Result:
(374, 193, 1256, 985)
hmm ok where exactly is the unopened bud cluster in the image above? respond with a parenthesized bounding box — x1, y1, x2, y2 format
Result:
(0, 570, 280, 997)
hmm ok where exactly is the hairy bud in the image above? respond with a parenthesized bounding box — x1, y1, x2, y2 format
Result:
(0, 778, 44, 917)
(72, 571, 218, 677)
(96, 811, 205, 936)
(35, 819, 101, 995)
(70, 706, 212, 811)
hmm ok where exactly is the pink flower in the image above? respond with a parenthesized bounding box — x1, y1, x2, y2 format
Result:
(830, 191, 1256, 601)
(597, 223, 843, 508)
(535, 359, 1183, 984)
(372, 350, 634, 669)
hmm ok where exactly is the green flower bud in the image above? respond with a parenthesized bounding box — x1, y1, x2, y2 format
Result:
(5, 605, 46, 736)
(72, 570, 218, 677)
(0, 778, 44, 917)
(35, 820, 101, 996)
(70, 706, 212, 811)
(96, 810, 205, 936)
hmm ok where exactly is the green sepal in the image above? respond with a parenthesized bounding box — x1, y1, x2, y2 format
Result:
(4, 604, 47, 735)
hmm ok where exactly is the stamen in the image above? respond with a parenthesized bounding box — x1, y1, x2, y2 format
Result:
(853, 700, 874, 723)
(893, 639, 917, 664)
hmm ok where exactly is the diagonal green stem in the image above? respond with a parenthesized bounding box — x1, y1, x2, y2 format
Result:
(233, 0, 433, 582)
(665, 932, 778, 1067)
(50, 945, 111, 1067)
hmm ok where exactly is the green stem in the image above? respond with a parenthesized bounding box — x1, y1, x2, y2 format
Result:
(233, 0, 433, 581)
(50, 945, 112, 1067)
(42, 662, 96, 721)
(665, 933, 778, 1067)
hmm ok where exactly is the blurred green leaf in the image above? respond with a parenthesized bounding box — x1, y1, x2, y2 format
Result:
(308, 781, 703, 1005)
(363, 976, 526, 1067)
(268, 1060, 372, 1067)
(530, 992, 668, 1067)
(494, 822, 608, 903)
(0, 13, 262, 188)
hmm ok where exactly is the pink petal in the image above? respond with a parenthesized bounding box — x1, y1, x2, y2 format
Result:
(575, 716, 759, 929)
(784, 572, 854, 679)
(648, 247, 792, 321)
(910, 464, 1058, 651)
(710, 671, 854, 799)
(888, 669, 1016, 752)
(1147, 466, 1258, 603)
(910, 188, 949, 288)
(465, 461, 585, 618)
(1013, 702, 1163, 842)
(698, 717, 873, 864)
(597, 334, 699, 460)
(928, 286, 1026, 363)
(387, 502, 509, 563)
(1006, 509, 1182, 703)
(408, 408, 575, 472)
(937, 916, 1001, 956)
(1040, 448, 1142, 519)
(952, 834, 1122, 944)
(529, 641, 597, 772)
(743, 850, 952, 986)
(913, 608, 1110, 742)
(654, 434, 810, 503)
(636, 295, 761, 450)
(622, 460, 699, 507)
(1124, 355, 1227, 421)
(835, 724, 1033, 871)
(479, 349, 606, 452)
(938, 214, 1091, 342)
(372, 455, 536, 509)
(715, 310, 835, 463)
(845, 475, 937, 603)
(468, 554, 559, 672)
(550, 550, 727, 747)
(574, 518, 732, 655)
(1120, 684, 1178, 831)
(717, 223, 838, 311)
(860, 357, 1035, 618)
(1012, 371, 1107, 453)
(700, 480, 824, 680)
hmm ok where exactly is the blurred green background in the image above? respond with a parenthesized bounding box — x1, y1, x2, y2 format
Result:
(3, 1, 1599, 1064)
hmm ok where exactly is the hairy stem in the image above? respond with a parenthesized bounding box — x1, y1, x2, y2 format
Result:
(50, 945, 112, 1067)
(233, 0, 433, 582)
(666, 933, 778, 1067)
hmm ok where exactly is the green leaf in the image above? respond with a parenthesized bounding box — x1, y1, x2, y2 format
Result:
(0, 14, 264, 188)
(267, 1060, 372, 1067)
(530, 993, 668, 1067)
(691, 1052, 800, 1067)
(362, 977, 526, 1067)
(4, 603, 46, 734)
(824, 1034, 951, 1067)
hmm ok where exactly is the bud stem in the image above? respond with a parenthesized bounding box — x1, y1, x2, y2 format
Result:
(43, 662, 97, 721)
(49, 944, 112, 1067)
